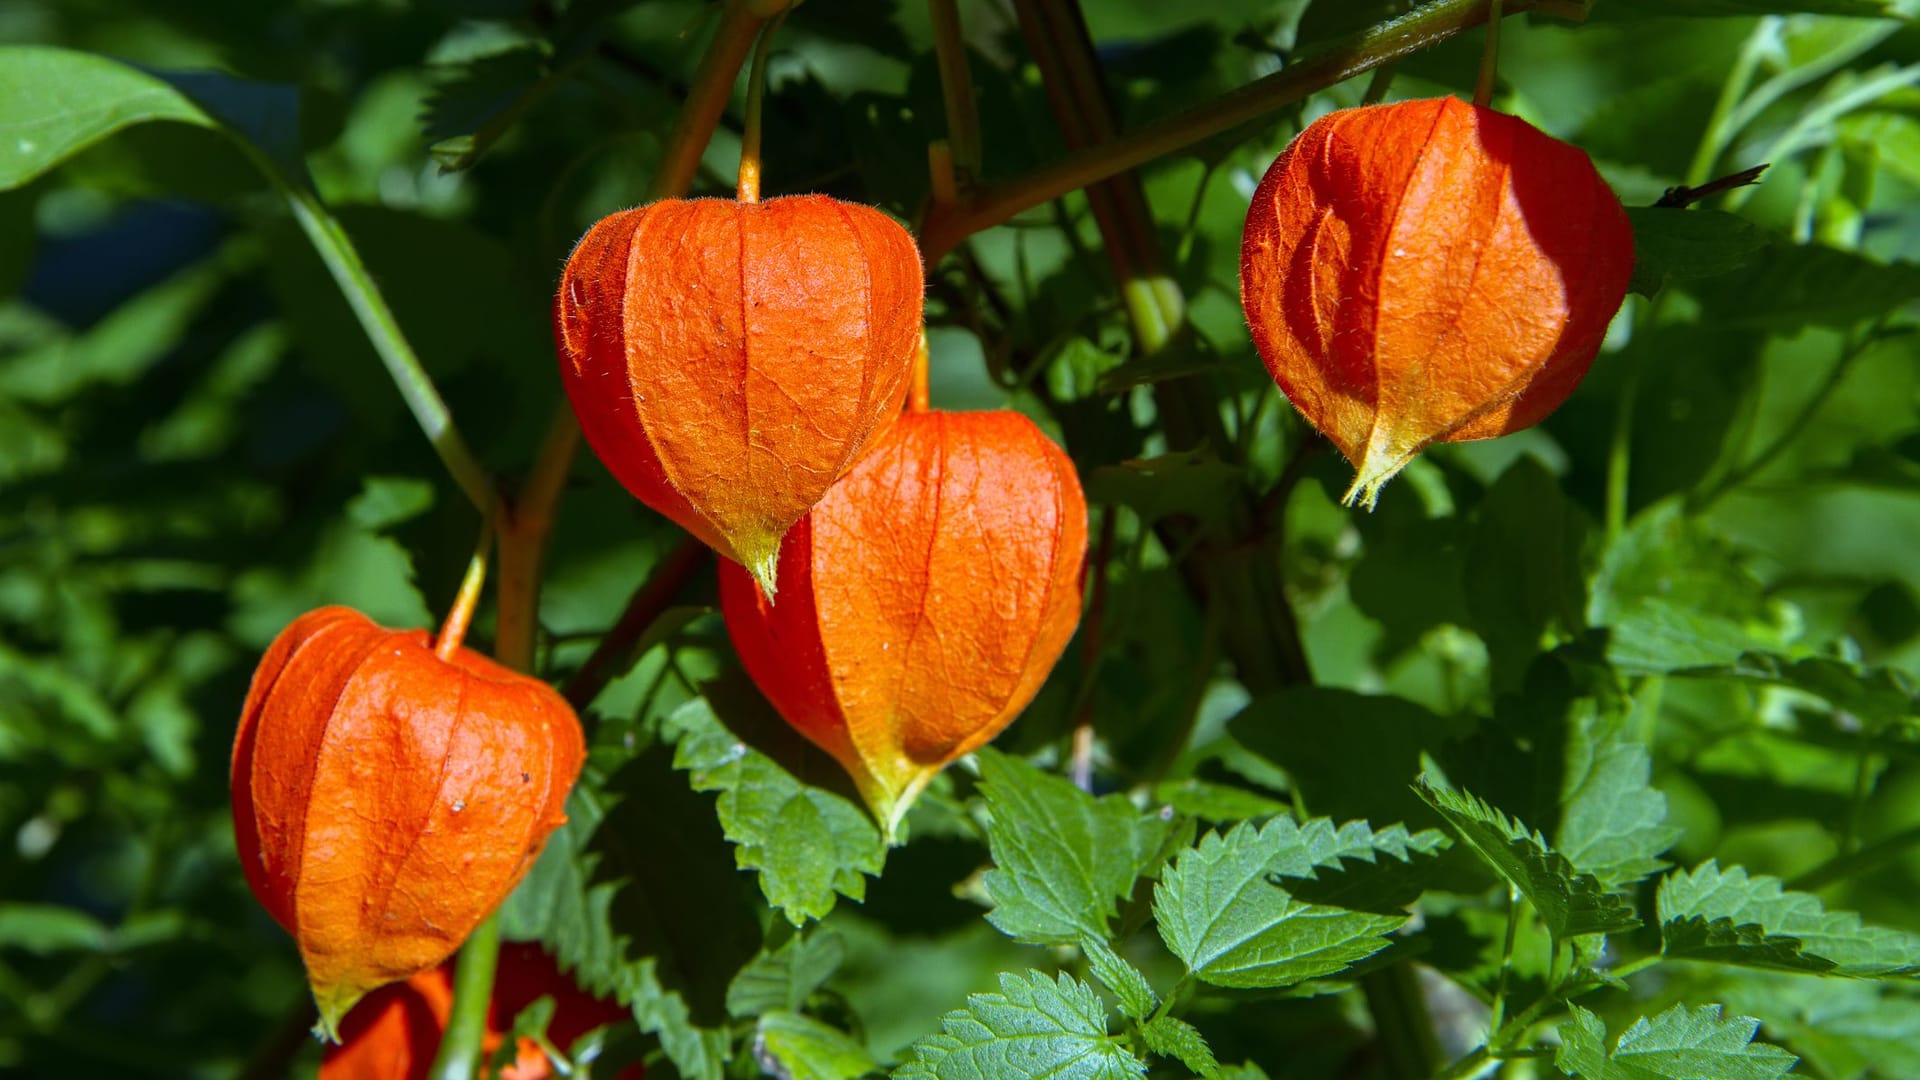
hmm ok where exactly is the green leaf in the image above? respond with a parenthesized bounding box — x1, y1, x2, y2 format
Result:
(1674, 652, 1919, 729)
(1554, 1003, 1797, 1080)
(1692, 241, 1920, 332)
(1555, 708, 1680, 889)
(755, 1011, 882, 1080)
(1415, 776, 1640, 940)
(1463, 455, 1592, 694)
(1079, 937, 1157, 1022)
(1626, 208, 1770, 298)
(727, 931, 848, 1020)
(1141, 1015, 1220, 1077)
(344, 475, 435, 532)
(666, 698, 885, 926)
(1590, 501, 1802, 674)
(977, 748, 1173, 946)
(0, 46, 212, 189)
(1659, 861, 1920, 976)
(0, 904, 110, 955)
(1149, 778, 1291, 823)
(893, 971, 1145, 1080)
(1608, 0, 1898, 13)
(1152, 818, 1437, 989)
(1084, 448, 1245, 536)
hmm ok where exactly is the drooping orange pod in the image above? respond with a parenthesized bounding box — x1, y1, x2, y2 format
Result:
(1240, 96, 1634, 507)
(321, 942, 639, 1080)
(230, 606, 585, 1039)
(719, 409, 1088, 837)
(554, 195, 923, 596)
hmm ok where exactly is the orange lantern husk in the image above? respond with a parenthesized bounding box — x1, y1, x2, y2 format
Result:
(321, 942, 639, 1080)
(554, 194, 923, 597)
(1240, 96, 1635, 508)
(720, 409, 1089, 839)
(230, 606, 585, 1039)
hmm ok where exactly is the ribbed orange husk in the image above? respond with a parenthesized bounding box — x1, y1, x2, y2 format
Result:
(320, 943, 639, 1080)
(719, 410, 1088, 838)
(554, 194, 923, 596)
(1240, 96, 1634, 508)
(230, 607, 586, 1039)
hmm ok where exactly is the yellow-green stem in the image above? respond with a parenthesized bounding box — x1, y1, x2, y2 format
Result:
(434, 515, 496, 662)
(737, 13, 786, 202)
(654, 2, 770, 201)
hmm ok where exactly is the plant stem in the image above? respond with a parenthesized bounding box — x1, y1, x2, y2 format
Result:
(1790, 821, 1920, 891)
(434, 516, 497, 661)
(1067, 508, 1118, 793)
(1686, 17, 1776, 188)
(278, 183, 494, 513)
(562, 536, 711, 710)
(910, 330, 932, 413)
(928, 0, 982, 181)
(653, 2, 769, 201)
(428, 913, 502, 1080)
(1690, 321, 1891, 513)
(921, 0, 1546, 263)
(425, 5, 763, 1072)
(737, 13, 786, 202)
(1473, 0, 1503, 109)
(1486, 886, 1523, 1039)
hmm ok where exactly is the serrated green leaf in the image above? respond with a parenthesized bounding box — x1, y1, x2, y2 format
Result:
(1555, 1003, 1797, 1080)
(756, 1011, 881, 1080)
(1556, 709, 1680, 889)
(977, 748, 1172, 946)
(1415, 777, 1640, 940)
(666, 698, 885, 926)
(727, 931, 848, 1020)
(1609, 0, 1898, 13)
(1149, 777, 1291, 823)
(1152, 818, 1430, 989)
(1659, 861, 1920, 976)
(1079, 937, 1156, 1021)
(1464, 455, 1592, 694)
(893, 971, 1144, 1080)
(1627, 208, 1770, 298)
(1675, 652, 1919, 729)
(344, 475, 435, 531)
(1141, 1015, 1219, 1077)
(1692, 241, 1920, 332)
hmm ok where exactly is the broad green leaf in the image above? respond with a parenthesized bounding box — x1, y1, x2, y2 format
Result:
(756, 1011, 882, 1080)
(1692, 241, 1920, 332)
(1149, 777, 1291, 823)
(1464, 456, 1592, 694)
(344, 475, 436, 532)
(1590, 501, 1802, 674)
(1415, 777, 1640, 940)
(0, 46, 212, 189)
(977, 748, 1173, 946)
(1674, 652, 1919, 729)
(1659, 861, 1920, 976)
(1555, 708, 1680, 889)
(1079, 937, 1157, 1021)
(726, 931, 847, 1020)
(1626, 208, 1769, 298)
(893, 971, 1145, 1080)
(1555, 1004, 1797, 1080)
(1152, 818, 1437, 989)
(1718, 977, 1920, 1080)
(1141, 1015, 1219, 1077)
(1084, 448, 1244, 536)
(666, 698, 885, 926)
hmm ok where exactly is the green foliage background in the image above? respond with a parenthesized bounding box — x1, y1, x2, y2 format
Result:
(4, 0, 1920, 1077)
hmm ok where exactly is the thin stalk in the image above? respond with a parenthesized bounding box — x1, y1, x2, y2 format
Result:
(427, 914, 501, 1080)
(434, 517, 497, 661)
(737, 13, 786, 202)
(1362, 64, 1398, 105)
(1486, 886, 1523, 1038)
(1603, 353, 1640, 545)
(1791, 822, 1920, 891)
(652, 2, 769, 201)
(278, 183, 493, 512)
(1473, 0, 1503, 109)
(1067, 508, 1118, 793)
(1728, 63, 1920, 211)
(1686, 16, 1776, 188)
(425, 5, 763, 1072)
(921, 0, 1547, 262)
(563, 536, 711, 710)
(910, 330, 932, 413)
(929, 0, 982, 180)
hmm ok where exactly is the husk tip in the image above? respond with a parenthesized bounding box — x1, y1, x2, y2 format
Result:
(310, 984, 366, 1045)
(747, 548, 780, 602)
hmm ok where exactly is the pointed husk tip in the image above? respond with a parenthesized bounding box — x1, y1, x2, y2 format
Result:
(310, 980, 370, 1044)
